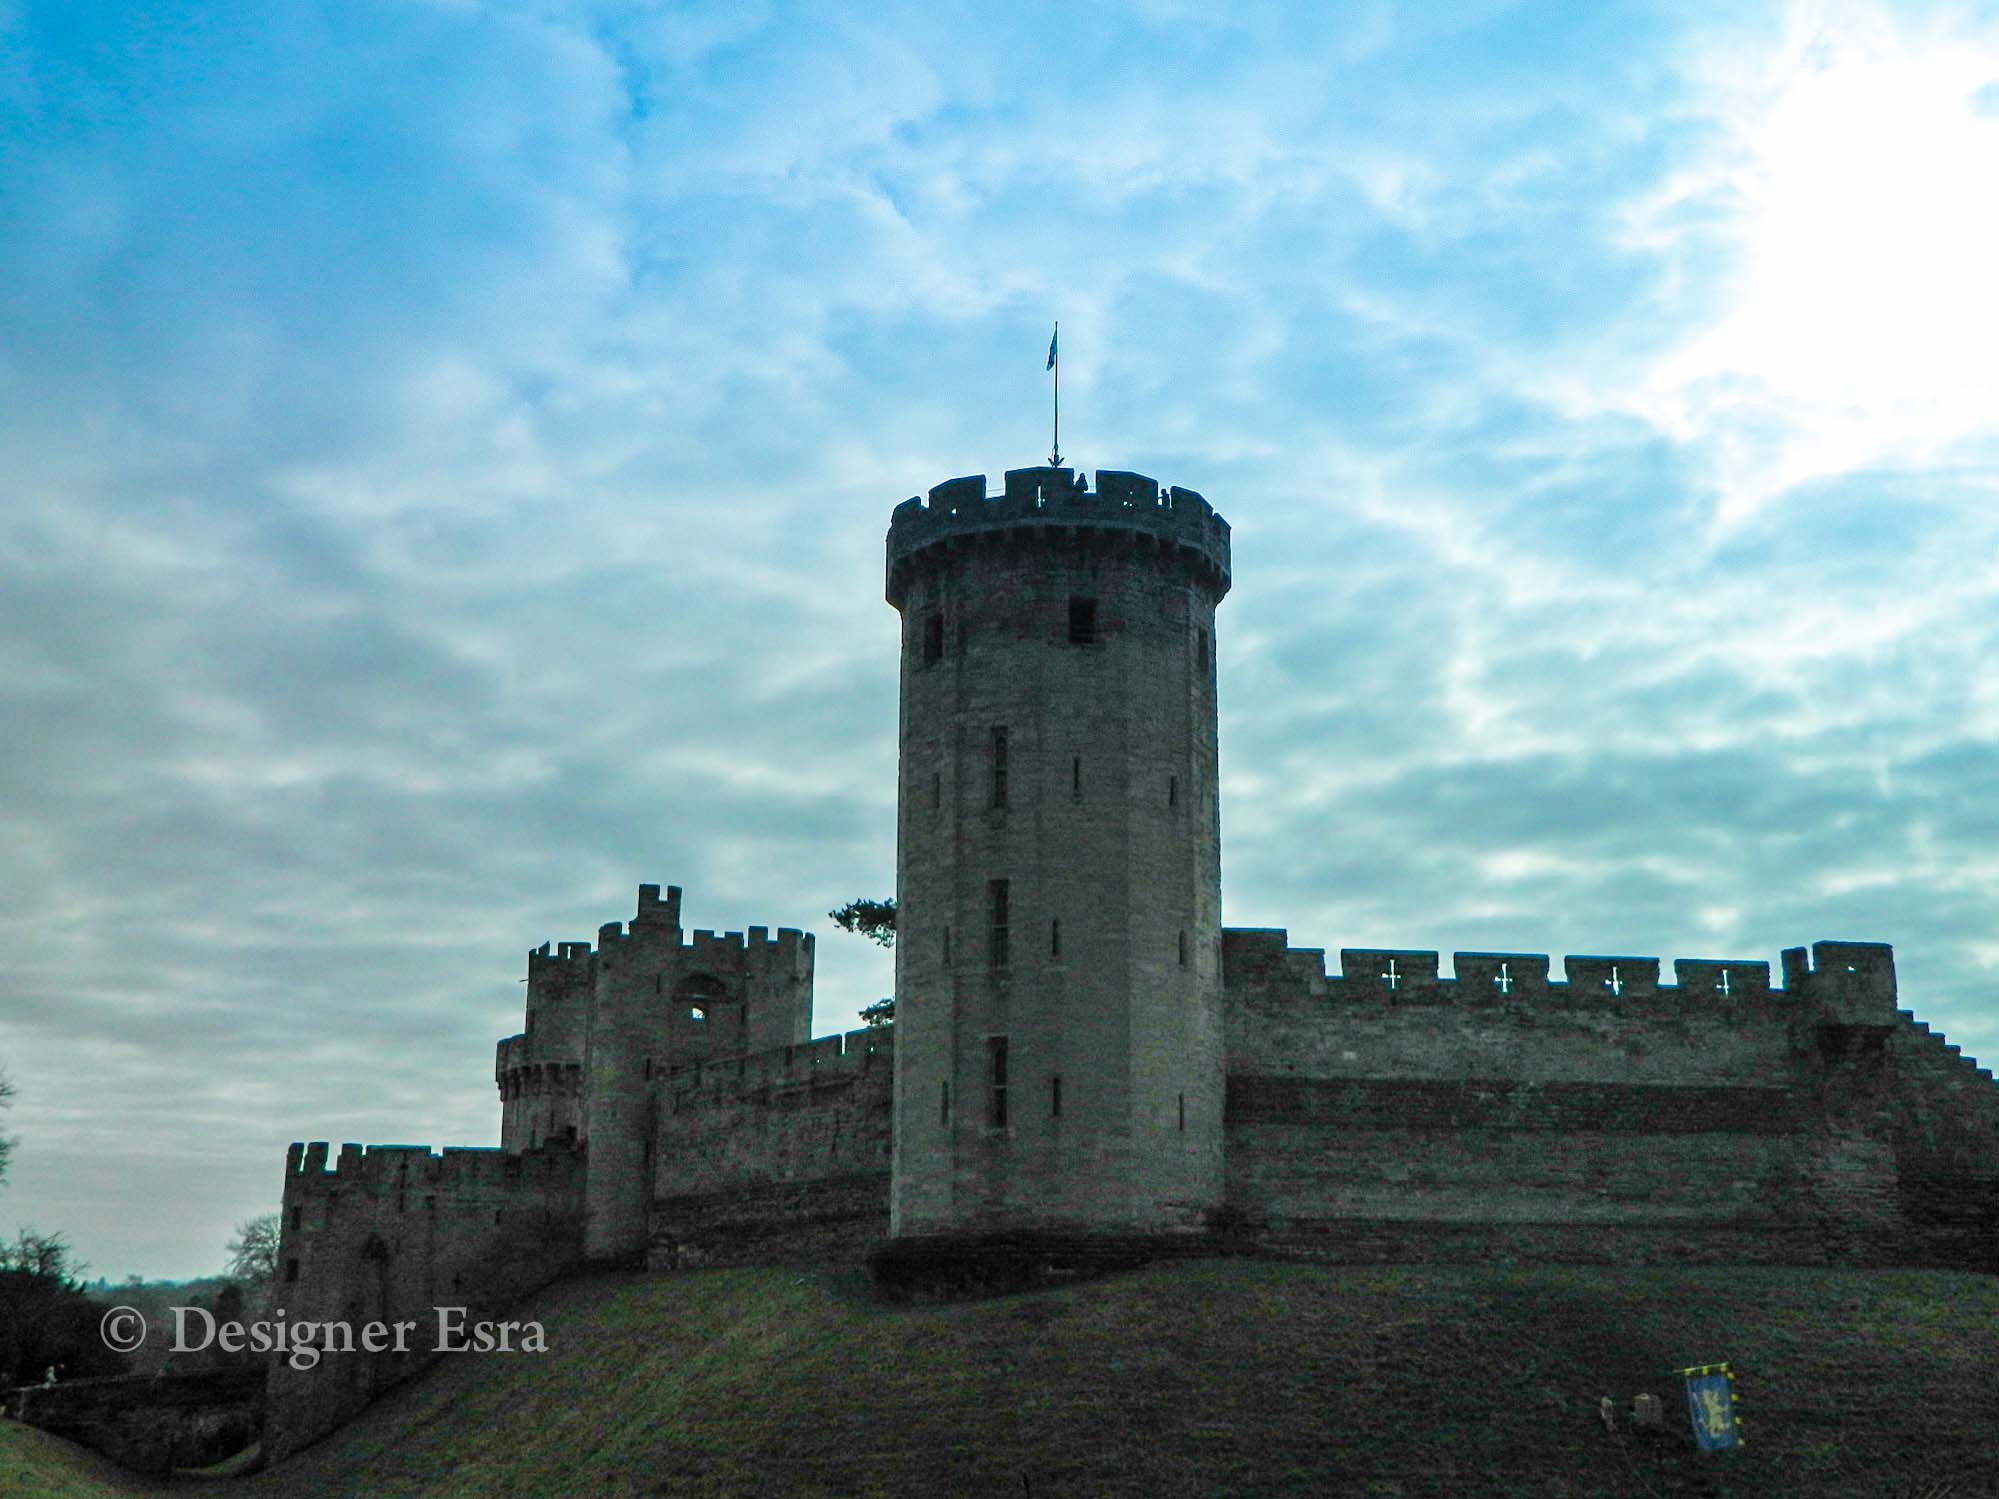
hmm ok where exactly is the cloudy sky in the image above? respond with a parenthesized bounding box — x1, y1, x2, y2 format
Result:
(5, 0, 1999, 1280)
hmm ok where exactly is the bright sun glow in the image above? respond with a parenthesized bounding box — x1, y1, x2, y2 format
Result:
(1617, 4, 1999, 523)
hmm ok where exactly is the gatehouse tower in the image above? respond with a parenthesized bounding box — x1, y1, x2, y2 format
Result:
(883, 465, 1233, 1246)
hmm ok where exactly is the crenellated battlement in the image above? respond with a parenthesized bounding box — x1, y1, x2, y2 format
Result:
(529, 939, 595, 969)
(283, 1140, 578, 1195)
(582, 884, 812, 974)
(886, 467, 1231, 606)
(665, 1026, 894, 1104)
(494, 1041, 581, 1094)
(1221, 929, 1890, 1017)
(592, 923, 814, 967)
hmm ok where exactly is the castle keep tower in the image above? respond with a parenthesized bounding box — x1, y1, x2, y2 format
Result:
(885, 466, 1232, 1245)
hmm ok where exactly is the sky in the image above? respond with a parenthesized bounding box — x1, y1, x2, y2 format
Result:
(4, 0, 1999, 1281)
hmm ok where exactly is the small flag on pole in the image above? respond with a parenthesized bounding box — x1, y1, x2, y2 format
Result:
(1047, 323, 1061, 465)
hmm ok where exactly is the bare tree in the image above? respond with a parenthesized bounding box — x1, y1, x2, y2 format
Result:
(0, 1227, 73, 1280)
(225, 1212, 281, 1288)
(0, 1068, 14, 1191)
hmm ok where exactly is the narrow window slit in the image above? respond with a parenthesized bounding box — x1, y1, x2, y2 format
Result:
(988, 879, 1010, 968)
(987, 1036, 1009, 1127)
(1068, 596, 1097, 644)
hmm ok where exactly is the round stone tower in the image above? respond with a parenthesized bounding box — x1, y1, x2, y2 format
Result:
(884, 464, 1232, 1249)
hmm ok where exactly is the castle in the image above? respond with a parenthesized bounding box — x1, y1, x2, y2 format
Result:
(266, 464, 1999, 1459)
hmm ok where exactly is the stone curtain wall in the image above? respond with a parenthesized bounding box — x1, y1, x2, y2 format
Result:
(629, 933, 1995, 1273)
(1224, 1079, 1831, 1265)
(1212, 932, 1992, 1267)
(648, 1029, 894, 1267)
(265, 1141, 583, 1461)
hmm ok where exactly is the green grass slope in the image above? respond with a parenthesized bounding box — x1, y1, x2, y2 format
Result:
(0, 1420, 168, 1499)
(18, 1260, 1996, 1497)
(232, 1261, 1999, 1498)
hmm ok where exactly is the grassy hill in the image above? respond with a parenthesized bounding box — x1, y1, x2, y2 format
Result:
(6, 1260, 1995, 1496)
(1, 1418, 169, 1499)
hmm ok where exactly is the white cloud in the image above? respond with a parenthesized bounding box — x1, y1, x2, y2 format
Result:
(1592, 1, 1999, 525)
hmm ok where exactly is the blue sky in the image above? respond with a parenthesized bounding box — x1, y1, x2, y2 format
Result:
(5, 0, 1999, 1279)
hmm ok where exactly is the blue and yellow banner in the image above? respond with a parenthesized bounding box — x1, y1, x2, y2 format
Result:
(1675, 1362, 1741, 1451)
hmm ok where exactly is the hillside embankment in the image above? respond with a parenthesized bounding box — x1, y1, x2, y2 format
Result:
(6, 1260, 1996, 1497)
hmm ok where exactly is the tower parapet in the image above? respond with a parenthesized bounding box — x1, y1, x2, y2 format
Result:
(887, 468, 1231, 607)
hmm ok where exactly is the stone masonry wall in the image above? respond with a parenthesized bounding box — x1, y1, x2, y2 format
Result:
(648, 1028, 894, 1268)
(887, 468, 1230, 1243)
(266, 1141, 582, 1462)
(1878, 1016, 1999, 1268)
(1213, 932, 1959, 1267)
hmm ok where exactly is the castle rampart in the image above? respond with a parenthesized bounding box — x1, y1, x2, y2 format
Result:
(649, 1027, 895, 1269)
(266, 1139, 582, 1462)
(1216, 929, 1996, 1270)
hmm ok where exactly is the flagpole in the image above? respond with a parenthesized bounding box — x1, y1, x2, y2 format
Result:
(1050, 322, 1061, 467)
